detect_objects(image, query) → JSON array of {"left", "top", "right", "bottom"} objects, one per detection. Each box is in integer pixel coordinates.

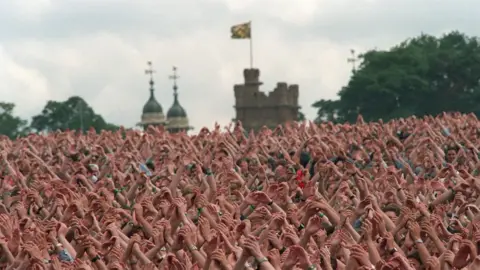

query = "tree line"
[
  {"left": 4, "top": 31, "right": 477, "bottom": 138},
  {"left": 313, "top": 31, "right": 480, "bottom": 123},
  {"left": 0, "top": 96, "right": 119, "bottom": 139}
]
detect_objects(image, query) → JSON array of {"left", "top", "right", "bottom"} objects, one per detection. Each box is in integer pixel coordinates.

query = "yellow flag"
[{"left": 231, "top": 22, "right": 251, "bottom": 39}]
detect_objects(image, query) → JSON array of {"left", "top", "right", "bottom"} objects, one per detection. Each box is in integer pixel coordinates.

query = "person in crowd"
[{"left": 0, "top": 112, "right": 479, "bottom": 270}]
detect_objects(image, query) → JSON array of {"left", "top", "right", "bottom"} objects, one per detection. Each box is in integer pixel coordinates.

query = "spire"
[
  {"left": 166, "top": 65, "right": 190, "bottom": 133},
  {"left": 140, "top": 60, "right": 165, "bottom": 128},
  {"left": 168, "top": 66, "right": 180, "bottom": 103},
  {"left": 145, "top": 61, "right": 156, "bottom": 97}
]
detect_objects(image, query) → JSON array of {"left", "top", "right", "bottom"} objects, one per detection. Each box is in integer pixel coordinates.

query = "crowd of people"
[{"left": 0, "top": 113, "right": 479, "bottom": 269}]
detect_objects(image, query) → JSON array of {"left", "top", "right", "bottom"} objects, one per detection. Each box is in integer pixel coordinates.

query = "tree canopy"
[
  {"left": 0, "top": 102, "right": 30, "bottom": 139},
  {"left": 314, "top": 31, "right": 480, "bottom": 123},
  {"left": 30, "top": 96, "right": 119, "bottom": 133},
  {"left": 297, "top": 110, "right": 306, "bottom": 122}
]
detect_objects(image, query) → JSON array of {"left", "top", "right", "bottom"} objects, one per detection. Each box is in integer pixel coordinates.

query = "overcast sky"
[{"left": 0, "top": 0, "right": 478, "bottom": 131}]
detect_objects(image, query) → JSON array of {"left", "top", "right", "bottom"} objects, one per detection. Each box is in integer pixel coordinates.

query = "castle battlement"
[
  {"left": 234, "top": 68, "right": 300, "bottom": 130},
  {"left": 234, "top": 69, "right": 299, "bottom": 108}
]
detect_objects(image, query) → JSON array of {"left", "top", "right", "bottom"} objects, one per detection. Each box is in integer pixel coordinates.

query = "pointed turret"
[
  {"left": 138, "top": 61, "right": 166, "bottom": 129},
  {"left": 166, "top": 66, "right": 192, "bottom": 133}
]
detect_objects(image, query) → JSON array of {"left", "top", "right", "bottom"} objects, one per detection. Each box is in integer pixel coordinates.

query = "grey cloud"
[
  {"left": 0, "top": 0, "right": 231, "bottom": 40},
  {"left": 279, "top": 0, "right": 480, "bottom": 44}
]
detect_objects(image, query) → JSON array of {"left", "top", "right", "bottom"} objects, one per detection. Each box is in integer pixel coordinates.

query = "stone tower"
[
  {"left": 234, "top": 68, "right": 300, "bottom": 131},
  {"left": 138, "top": 61, "right": 167, "bottom": 129},
  {"left": 166, "top": 66, "right": 192, "bottom": 133}
]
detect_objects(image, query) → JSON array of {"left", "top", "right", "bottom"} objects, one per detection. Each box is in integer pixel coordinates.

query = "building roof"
[
  {"left": 165, "top": 67, "right": 191, "bottom": 132},
  {"left": 139, "top": 62, "right": 166, "bottom": 126},
  {"left": 142, "top": 61, "right": 163, "bottom": 114},
  {"left": 167, "top": 88, "right": 186, "bottom": 118},
  {"left": 143, "top": 88, "right": 163, "bottom": 114}
]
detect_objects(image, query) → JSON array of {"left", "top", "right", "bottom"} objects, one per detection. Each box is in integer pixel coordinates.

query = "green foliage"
[
  {"left": 0, "top": 102, "right": 29, "bottom": 139},
  {"left": 31, "top": 96, "right": 119, "bottom": 133},
  {"left": 312, "top": 99, "right": 340, "bottom": 123},
  {"left": 297, "top": 110, "right": 306, "bottom": 122},
  {"left": 313, "top": 31, "right": 480, "bottom": 122}
]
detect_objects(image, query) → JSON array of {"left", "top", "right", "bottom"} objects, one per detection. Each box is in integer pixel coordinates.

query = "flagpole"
[{"left": 249, "top": 21, "right": 253, "bottom": 68}]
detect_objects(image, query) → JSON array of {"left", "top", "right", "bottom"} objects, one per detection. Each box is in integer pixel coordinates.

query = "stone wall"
[
  {"left": 167, "top": 116, "right": 189, "bottom": 129},
  {"left": 140, "top": 112, "right": 166, "bottom": 125},
  {"left": 234, "top": 68, "right": 300, "bottom": 131}
]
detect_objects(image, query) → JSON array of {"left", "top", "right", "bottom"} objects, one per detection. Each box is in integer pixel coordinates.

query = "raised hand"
[
  {"left": 349, "top": 244, "right": 371, "bottom": 266},
  {"left": 267, "top": 249, "right": 281, "bottom": 269},
  {"left": 246, "top": 191, "right": 272, "bottom": 205},
  {"left": 203, "top": 235, "right": 219, "bottom": 256},
  {"left": 304, "top": 201, "right": 325, "bottom": 217},
  {"left": 407, "top": 221, "right": 421, "bottom": 241},
  {"left": 166, "top": 254, "right": 186, "bottom": 270},
  {"left": 211, "top": 249, "right": 230, "bottom": 269},
  {"left": 453, "top": 239, "right": 477, "bottom": 269},
  {"left": 306, "top": 215, "right": 323, "bottom": 235},
  {"left": 269, "top": 213, "right": 287, "bottom": 230},
  {"left": 425, "top": 256, "right": 440, "bottom": 270},
  {"left": 242, "top": 235, "right": 264, "bottom": 258},
  {"left": 57, "top": 222, "right": 69, "bottom": 237},
  {"left": 361, "top": 219, "right": 374, "bottom": 241},
  {"left": 372, "top": 211, "right": 387, "bottom": 235},
  {"left": 267, "top": 231, "right": 282, "bottom": 250},
  {"left": 179, "top": 225, "right": 196, "bottom": 247},
  {"left": 291, "top": 245, "right": 312, "bottom": 268}
]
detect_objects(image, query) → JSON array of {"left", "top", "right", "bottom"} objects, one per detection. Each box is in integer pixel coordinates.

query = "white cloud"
[
  {"left": 7, "top": 0, "right": 53, "bottom": 18},
  {"left": 0, "top": 46, "right": 51, "bottom": 116},
  {"left": 1, "top": 0, "right": 480, "bottom": 131},
  {"left": 221, "top": 0, "right": 321, "bottom": 24}
]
